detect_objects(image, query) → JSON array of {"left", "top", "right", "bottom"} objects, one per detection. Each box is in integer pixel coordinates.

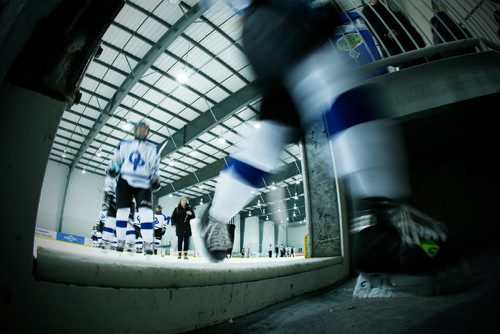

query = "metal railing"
[{"left": 331, "top": 0, "right": 500, "bottom": 71}]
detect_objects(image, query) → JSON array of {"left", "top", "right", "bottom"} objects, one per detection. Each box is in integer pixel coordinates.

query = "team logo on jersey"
[{"left": 129, "top": 151, "right": 145, "bottom": 170}]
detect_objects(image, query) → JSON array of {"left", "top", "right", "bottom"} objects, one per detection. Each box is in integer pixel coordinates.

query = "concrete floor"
[{"left": 186, "top": 243, "right": 500, "bottom": 334}]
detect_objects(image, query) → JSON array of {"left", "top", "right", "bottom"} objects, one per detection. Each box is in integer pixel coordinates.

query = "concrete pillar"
[{"left": 300, "top": 119, "right": 345, "bottom": 258}]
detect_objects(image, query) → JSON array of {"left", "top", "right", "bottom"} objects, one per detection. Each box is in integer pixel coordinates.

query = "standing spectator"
[
  {"left": 362, "top": 0, "right": 427, "bottom": 68},
  {"left": 275, "top": 245, "right": 279, "bottom": 258},
  {"left": 268, "top": 244, "right": 273, "bottom": 258},
  {"left": 171, "top": 197, "right": 194, "bottom": 259},
  {"left": 430, "top": 6, "right": 475, "bottom": 58},
  {"left": 107, "top": 121, "right": 161, "bottom": 255},
  {"left": 280, "top": 244, "right": 286, "bottom": 258},
  {"left": 291, "top": 246, "right": 295, "bottom": 257}
]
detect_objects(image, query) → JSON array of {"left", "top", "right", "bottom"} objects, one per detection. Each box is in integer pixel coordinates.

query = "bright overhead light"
[
  {"left": 81, "top": 168, "right": 86, "bottom": 174},
  {"left": 218, "top": 136, "right": 226, "bottom": 144},
  {"left": 253, "top": 122, "right": 261, "bottom": 129},
  {"left": 189, "top": 150, "right": 198, "bottom": 157},
  {"left": 177, "top": 68, "right": 189, "bottom": 83},
  {"left": 123, "top": 122, "right": 134, "bottom": 131}
]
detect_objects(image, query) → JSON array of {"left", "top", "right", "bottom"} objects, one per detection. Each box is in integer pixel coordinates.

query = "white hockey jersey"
[
  {"left": 154, "top": 213, "right": 170, "bottom": 230},
  {"left": 112, "top": 139, "right": 160, "bottom": 189},
  {"left": 98, "top": 209, "right": 107, "bottom": 224},
  {"left": 103, "top": 174, "right": 117, "bottom": 195}
]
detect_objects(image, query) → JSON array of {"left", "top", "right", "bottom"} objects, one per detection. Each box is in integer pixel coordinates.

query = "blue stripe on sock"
[
  {"left": 116, "top": 220, "right": 128, "bottom": 228},
  {"left": 325, "top": 84, "right": 384, "bottom": 137},
  {"left": 226, "top": 158, "right": 267, "bottom": 188},
  {"left": 103, "top": 227, "right": 115, "bottom": 234},
  {"left": 126, "top": 230, "right": 135, "bottom": 236},
  {"left": 141, "top": 222, "right": 154, "bottom": 230}
]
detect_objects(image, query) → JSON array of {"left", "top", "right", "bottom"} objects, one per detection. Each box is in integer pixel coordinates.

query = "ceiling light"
[
  {"left": 168, "top": 159, "right": 175, "bottom": 166},
  {"left": 82, "top": 168, "right": 86, "bottom": 174},
  {"left": 253, "top": 122, "right": 261, "bottom": 129},
  {"left": 218, "top": 136, "right": 226, "bottom": 144},
  {"left": 123, "top": 122, "right": 134, "bottom": 131},
  {"left": 168, "top": 194, "right": 173, "bottom": 198},
  {"left": 177, "top": 68, "right": 189, "bottom": 83}
]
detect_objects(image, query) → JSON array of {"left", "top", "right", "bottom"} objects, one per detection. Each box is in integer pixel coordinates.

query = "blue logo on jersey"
[{"left": 129, "top": 151, "right": 145, "bottom": 170}]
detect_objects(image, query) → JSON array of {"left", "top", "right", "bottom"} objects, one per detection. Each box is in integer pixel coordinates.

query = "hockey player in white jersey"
[
  {"left": 125, "top": 201, "right": 137, "bottom": 252},
  {"left": 94, "top": 203, "right": 107, "bottom": 247},
  {"left": 133, "top": 206, "right": 143, "bottom": 253},
  {"left": 100, "top": 170, "right": 118, "bottom": 250},
  {"left": 153, "top": 205, "right": 170, "bottom": 255},
  {"left": 107, "top": 121, "right": 161, "bottom": 255}
]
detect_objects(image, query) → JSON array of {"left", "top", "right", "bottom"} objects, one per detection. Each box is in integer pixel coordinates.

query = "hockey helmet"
[{"left": 134, "top": 120, "right": 150, "bottom": 140}]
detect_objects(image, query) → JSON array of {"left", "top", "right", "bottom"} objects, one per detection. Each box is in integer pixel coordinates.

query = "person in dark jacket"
[
  {"left": 171, "top": 196, "right": 195, "bottom": 259},
  {"left": 362, "top": 0, "right": 427, "bottom": 68}
]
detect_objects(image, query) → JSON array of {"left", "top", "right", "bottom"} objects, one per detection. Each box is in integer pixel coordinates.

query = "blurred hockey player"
[
  {"left": 125, "top": 201, "right": 137, "bottom": 252},
  {"left": 197, "top": 0, "right": 456, "bottom": 295},
  {"left": 153, "top": 205, "right": 169, "bottom": 255},
  {"left": 133, "top": 206, "right": 143, "bottom": 253},
  {"left": 95, "top": 203, "right": 107, "bottom": 247},
  {"left": 90, "top": 225, "right": 99, "bottom": 247},
  {"left": 107, "top": 121, "right": 161, "bottom": 255},
  {"left": 100, "top": 168, "right": 118, "bottom": 250}
]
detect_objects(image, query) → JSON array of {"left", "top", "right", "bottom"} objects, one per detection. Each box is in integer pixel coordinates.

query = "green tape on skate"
[{"left": 419, "top": 240, "right": 440, "bottom": 257}]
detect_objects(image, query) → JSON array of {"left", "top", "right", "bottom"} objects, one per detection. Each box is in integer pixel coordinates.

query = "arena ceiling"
[{"left": 48, "top": 0, "right": 314, "bottom": 222}]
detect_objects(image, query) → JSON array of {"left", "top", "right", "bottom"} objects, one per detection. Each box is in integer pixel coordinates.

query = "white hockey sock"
[
  {"left": 139, "top": 207, "right": 154, "bottom": 243},
  {"left": 332, "top": 119, "right": 410, "bottom": 200},
  {"left": 116, "top": 208, "right": 130, "bottom": 241},
  {"left": 102, "top": 216, "right": 116, "bottom": 242}
]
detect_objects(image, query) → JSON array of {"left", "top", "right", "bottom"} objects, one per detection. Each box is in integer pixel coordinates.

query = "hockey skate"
[
  {"left": 115, "top": 240, "right": 125, "bottom": 252},
  {"left": 351, "top": 198, "right": 469, "bottom": 297},
  {"left": 143, "top": 241, "right": 154, "bottom": 255},
  {"left": 198, "top": 203, "right": 233, "bottom": 263}
]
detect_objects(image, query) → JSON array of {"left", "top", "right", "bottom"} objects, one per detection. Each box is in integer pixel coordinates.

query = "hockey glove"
[
  {"left": 151, "top": 176, "right": 161, "bottom": 192},
  {"left": 107, "top": 162, "right": 121, "bottom": 177}
]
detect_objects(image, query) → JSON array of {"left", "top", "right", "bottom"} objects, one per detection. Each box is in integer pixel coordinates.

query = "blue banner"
[{"left": 56, "top": 232, "right": 85, "bottom": 245}]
